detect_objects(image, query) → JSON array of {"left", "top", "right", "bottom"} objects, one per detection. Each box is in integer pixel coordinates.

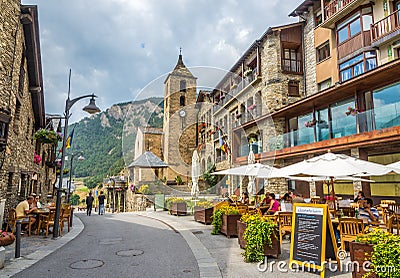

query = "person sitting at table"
[
  {"left": 240, "top": 191, "right": 249, "bottom": 205},
  {"left": 358, "top": 198, "right": 379, "bottom": 222},
  {"left": 280, "top": 193, "right": 293, "bottom": 212},
  {"left": 354, "top": 191, "right": 365, "bottom": 203},
  {"left": 260, "top": 192, "right": 271, "bottom": 206},
  {"left": 292, "top": 192, "right": 306, "bottom": 203},
  {"left": 15, "top": 196, "right": 37, "bottom": 232},
  {"left": 34, "top": 195, "right": 43, "bottom": 209},
  {"left": 265, "top": 193, "right": 280, "bottom": 215}
]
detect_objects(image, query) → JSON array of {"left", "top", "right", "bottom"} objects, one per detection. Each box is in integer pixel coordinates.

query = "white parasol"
[{"left": 191, "top": 150, "right": 200, "bottom": 198}]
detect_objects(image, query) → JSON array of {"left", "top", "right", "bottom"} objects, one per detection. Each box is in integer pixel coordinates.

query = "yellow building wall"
[{"left": 314, "top": 27, "right": 339, "bottom": 85}]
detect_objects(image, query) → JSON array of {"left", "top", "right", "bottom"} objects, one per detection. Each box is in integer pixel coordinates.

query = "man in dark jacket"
[
  {"left": 98, "top": 191, "right": 105, "bottom": 215},
  {"left": 86, "top": 192, "right": 94, "bottom": 216}
]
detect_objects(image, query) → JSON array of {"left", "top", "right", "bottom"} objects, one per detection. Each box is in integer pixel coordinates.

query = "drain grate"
[
  {"left": 99, "top": 237, "right": 123, "bottom": 245},
  {"left": 192, "top": 231, "right": 203, "bottom": 235},
  {"left": 183, "top": 269, "right": 191, "bottom": 273},
  {"left": 116, "top": 249, "right": 144, "bottom": 257},
  {"left": 69, "top": 259, "right": 104, "bottom": 269}
]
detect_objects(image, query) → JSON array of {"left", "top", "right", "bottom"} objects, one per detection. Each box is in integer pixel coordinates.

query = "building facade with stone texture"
[
  {"left": 196, "top": 22, "right": 305, "bottom": 197},
  {"left": 0, "top": 3, "right": 56, "bottom": 212}
]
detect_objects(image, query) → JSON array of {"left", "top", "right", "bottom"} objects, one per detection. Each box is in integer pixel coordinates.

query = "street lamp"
[
  {"left": 108, "top": 178, "right": 116, "bottom": 213},
  {"left": 53, "top": 70, "right": 101, "bottom": 239},
  {"left": 66, "top": 152, "right": 85, "bottom": 203}
]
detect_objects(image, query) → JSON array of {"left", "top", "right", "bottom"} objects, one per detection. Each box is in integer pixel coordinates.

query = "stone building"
[
  {"left": 197, "top": 22, "right": 305, "bottom": 196},
  {"left": 0, "top": 3, "right": 55, "bottom": 211}
]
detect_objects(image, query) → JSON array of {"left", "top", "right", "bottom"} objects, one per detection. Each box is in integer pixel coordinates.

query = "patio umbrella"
[
  {"left": 387, "top": 161, "right": 400, "bottom": 174},
  {"left": 247, "top": 149, "right": 256, "bottom": 196},
  {"left": 273, "top": 151, "right": 392, "bottom": 199},
  {"left": 191, "top": 150, "right": 200, "bottom": 198},
  {"left": 213, "top": 163, "right": 278, "bottom": 177}
]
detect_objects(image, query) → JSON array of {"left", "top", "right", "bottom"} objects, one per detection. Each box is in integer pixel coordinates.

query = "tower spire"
[{"left": 176, "top": 47, "right": 184, "bottom": 67}]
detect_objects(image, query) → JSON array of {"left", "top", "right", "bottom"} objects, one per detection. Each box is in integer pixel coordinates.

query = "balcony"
[
  {"left": 268, "top": 102, "right": 400, "bottom": 151},
  {"left": 371, "top": 9, "right": 400, "bottom": 46},
  {"left": 321, "top": 0, "right": 362, "bottom": 29}
]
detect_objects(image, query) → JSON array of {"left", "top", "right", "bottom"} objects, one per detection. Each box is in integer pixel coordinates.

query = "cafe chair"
[
  {"left": 61, "top": 204, "right": 72, "bottom": 233},
  {"left": 381, "top": 200, "right": 396, "bottom": 205},
  {"left": 237, "top": 205, "right": 248, "bottom": 215},
  {"left": 388, "top": 204, "right": 400, "bottom": 215},
  {"left": 278, "top": 212, "right": 292, "bottom": 248},
  {"left": 388, "top": 214, "right": 400, "bottom": 235},
  {"left": 6, "top": 209, "right": 32, "bottom": 236},
  {"left": 340, "top": 207, "right": 356, "bottom": 217},
  {"left": 36, "top": 210, "right": 61, "bottom": 237},
  {"left": 338, "top": 217, "right": 364, "bottom": 251}
]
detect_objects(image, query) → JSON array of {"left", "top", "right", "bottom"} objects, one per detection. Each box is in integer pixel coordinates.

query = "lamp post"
[
  {"left": 53, "top": 70, "right": 100, "bottom": 239},
  {"left": 108, "top": 178, "right": 116, "bottom": 213},
  {"left": 66, "top": 152, "right": 85, "bottom": 203}
]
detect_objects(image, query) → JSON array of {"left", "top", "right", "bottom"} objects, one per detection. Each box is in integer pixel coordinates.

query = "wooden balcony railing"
[
  {"left": 324, "top": 0, "right": 356, "bottom": 21},
  {"left": 371, "top": 9, "right": 400, "bottom": 42}
]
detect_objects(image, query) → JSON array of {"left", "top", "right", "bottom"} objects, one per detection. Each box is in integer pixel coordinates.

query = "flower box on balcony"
[
  {"left": 33, "top": 129, "right": 62, "bottom": 145},
  {"left": 243, "top": 68, "right": 252, "bottom": 77},
  {"left": 235, "top": 113, "right": 242, "bottom": 119}
]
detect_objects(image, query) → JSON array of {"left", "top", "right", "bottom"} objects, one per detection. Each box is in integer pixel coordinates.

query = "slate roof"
[{"left": 128, "top": 151, "right": 168, "bottom": 168}]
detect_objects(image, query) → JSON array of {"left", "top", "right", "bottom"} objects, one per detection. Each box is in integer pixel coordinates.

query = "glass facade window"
[
  {"left": 316, "top": 108, "right": 330, "bottom": 142},
  {"left": 373, "top": 82, "right": 400, "bottom": 130},
  {"left": 337, "top": 13, "right": 360, "bottom": 43},
  {"left": 330, "top": 98, "right": 357, "bottom": 138},
  {"left": 298, "top": 113, "right": 314, "bottom": 145}
]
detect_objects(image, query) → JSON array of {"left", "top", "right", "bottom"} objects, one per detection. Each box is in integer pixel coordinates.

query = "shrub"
[{"left": 211, "top": 205, "right": 239, "bottom": 235}]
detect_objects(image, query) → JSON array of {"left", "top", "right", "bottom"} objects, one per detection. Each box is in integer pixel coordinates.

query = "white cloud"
[{"left": 22, "top": 0, "right": 300, "bottom": 123}]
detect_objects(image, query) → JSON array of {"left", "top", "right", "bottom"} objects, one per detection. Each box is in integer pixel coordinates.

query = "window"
[
  {"left": 282, "top": 48, "right": 301, "bottom": 73},
  {"left": 330, "top": 98, "right": 357, "bottom": 138},
  {"left": 337, "top": 13, "right": 361, "bottom": 44},
  {"left": 180, "top": 80, "right": 186, "bottom": 92},
  {"left": 315, "top": 11, "right": 322, "bottom": 27},
  {"left": 339, "top": 51, "right": 376, "bottom": 82},
  {"left": 7, "top": 172, "right": 13, "bottom": 193},
  {"left": 316, "top": 41, "right": 330, "bottom": 63},
  {"left": 318, "top": 79, "right": 332, "bottom": 92},
  {"left": 13, "top": 99, "right": 21, "bottom": 133},
  {"left": 372, "top": 82, "right": 400, "bottom": 130},
  {"left": 180, "top": 95, "right": 185, "bottom": 107},
  {"left": 316, "top": 108, "right": 330, "bottom": 142},
  {"left": 288, "top": 80, "right": 300, "bottom": 96},
  {"left": 18, "top": 53, "right": 25, "bottom": 96}
]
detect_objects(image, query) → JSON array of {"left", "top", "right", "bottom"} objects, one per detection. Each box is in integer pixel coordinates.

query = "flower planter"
[
  {"left": 349, "top": 242, "right": 377, "bottom": 278},
  {"left": 0, "top": 233, "right": 15, "bottom": 247},
  {"left": 170, "top": 202, "right": 187, "bottom": 216},
  {"left": 220, "top": 214, "right": 241, "bottom": 238},
  {"left": 237, "top": 221, "right": 281, "bottom": 257},
  {"left": 194, "top": 206, "right": 213, "bottom": 224}
]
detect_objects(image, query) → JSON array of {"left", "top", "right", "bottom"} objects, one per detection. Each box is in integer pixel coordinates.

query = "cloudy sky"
[{"left": 22, "top": 0, "right": 301, "bottom": 123}]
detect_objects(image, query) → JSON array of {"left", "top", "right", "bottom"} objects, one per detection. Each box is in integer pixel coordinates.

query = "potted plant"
[
  {"left": 194, "top": 201, "right": 214, "bottom": 224},
  {"left": 304, "top": 119, "right": 317, "bottom": 128},
  {"left": 238, "top": 213, "right": 280, "bottom": 262},
  {"left": 166, "top": 197, "right": 187, "bottom": 216},
  {"left": 0, "top": 230, "right": 15, "bottom": 247},
  {"left": 345, "top": 106, "right": 362, "bottom": 116},
  {"left": 351, "top": 229, "right": 400, "bottom": 278},
  {"left": 211, "top": 204, "right": 240, "bottom": 238},
  {"left": 33, "top": 129, "right": 62, "bottom": 145},
  {"left": 243, "top": 68, "right": 253, "bottom": 77}
]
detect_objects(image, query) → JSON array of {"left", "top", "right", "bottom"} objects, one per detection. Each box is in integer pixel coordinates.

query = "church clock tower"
[{"left": 163, "top": 51, "right": 197, "bottom": 183}]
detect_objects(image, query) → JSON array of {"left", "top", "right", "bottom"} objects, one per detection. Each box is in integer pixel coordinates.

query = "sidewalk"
[
  {"left": 137, "top": 210, "right": 353, "bottom": 278},
  {"left": 0, "top": 215, "right": 84, "bottom": 277}
]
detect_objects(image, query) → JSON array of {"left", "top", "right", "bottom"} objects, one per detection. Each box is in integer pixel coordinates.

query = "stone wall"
[
  {"left": 0, "top": 2, "right": 51, "bottom": 212},
  {"left": 303, "top": 9, "right": 317, "bottom": 96}
]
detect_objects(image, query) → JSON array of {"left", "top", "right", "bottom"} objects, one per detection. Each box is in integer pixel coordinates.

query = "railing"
[
  {"left": 268, "top": 101, "right": 400, "bottom": 151},
  {"left": 371, "top": 9, "right": 400, "bottom": 42},
  {"left": 324, "top": 0, "right": 356, "bottom": 21},
  {"left": 238, "top": 142, "right": 262, "bottom": 157}
]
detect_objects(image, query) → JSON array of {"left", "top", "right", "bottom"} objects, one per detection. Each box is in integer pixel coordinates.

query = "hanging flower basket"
[
  {"left": 345, "top": 107, "right": 362, "bottom": 116},
  {"left": 247, "top": 104, "right": 257, "bottom": 111},
  {"left": 33, "top": 129, "right": 62, "bottom": 145},
  {"left": 304, "top": 119, "right": 317, "bottom": 128},
  {"left": 0, "top": 231, "right": 15, "bottom": 246},
  {"left": 34, "top": 152, "right": 42, "bottom": 165},
  {"left": 243, "top": 68, "right": 252, "bottom": 77}
]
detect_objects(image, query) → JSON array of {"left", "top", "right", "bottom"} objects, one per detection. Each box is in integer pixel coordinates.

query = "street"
[{"left": 13, "top": 212, "right": 199, "bottom": 278}]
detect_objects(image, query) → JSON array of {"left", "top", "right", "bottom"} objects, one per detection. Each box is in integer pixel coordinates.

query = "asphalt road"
[{"left": 13, "top": 212, "right": 199, "bottom": 278}]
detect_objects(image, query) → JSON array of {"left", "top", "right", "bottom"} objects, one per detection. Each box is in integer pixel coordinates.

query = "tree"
[
  {"left": 203, "top": 164, "right": 218, "bottom": 188},
  {"left": 70, "top": 194, "right": 80, "bottom": 205}
]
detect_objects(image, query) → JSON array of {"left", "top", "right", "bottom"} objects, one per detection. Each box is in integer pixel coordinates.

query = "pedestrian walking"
[
  {"left": 98, "top": 191, "right": 105, "bottom": 215},
  {"left": 86, "top": 192, "right": 94, "bottom": 216}
]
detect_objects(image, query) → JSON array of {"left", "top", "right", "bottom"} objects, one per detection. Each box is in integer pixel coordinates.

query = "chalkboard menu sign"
[{"left": 289, "top": 204, "right": 339, "bottom": 277}]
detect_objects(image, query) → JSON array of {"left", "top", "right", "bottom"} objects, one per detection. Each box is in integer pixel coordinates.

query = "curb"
[{"left": 0, "top": 215, "right": 84, "bottom": 277}]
